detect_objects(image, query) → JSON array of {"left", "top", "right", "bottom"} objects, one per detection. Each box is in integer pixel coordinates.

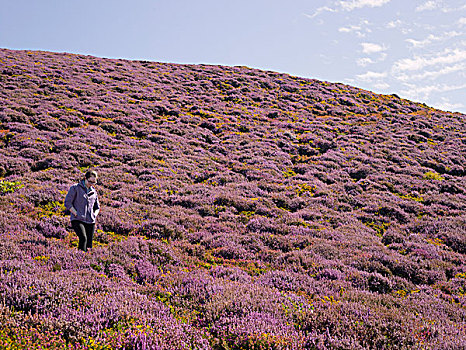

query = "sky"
[{"left": 1, "top": 0, "right": 465, "bottom": 113}]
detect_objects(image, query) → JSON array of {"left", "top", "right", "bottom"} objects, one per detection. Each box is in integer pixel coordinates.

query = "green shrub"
[
  {"left": 0, "top": 180, "right": 23, "bottom": 194},
  {"left": 423, "top": 171, "right": 444, "bottom": 181}
]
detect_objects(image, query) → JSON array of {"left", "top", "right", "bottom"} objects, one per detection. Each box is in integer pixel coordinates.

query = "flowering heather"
[{"left": 0, "top": 48, "right": 465, "bottom": 349}]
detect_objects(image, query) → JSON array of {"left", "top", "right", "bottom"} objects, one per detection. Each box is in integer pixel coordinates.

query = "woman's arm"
[
  {"left": 64, "top": 185, "right": 78, "bottom": 215},
  {"left": 93, "top": 194, "right": 100, "bottom": 217}
]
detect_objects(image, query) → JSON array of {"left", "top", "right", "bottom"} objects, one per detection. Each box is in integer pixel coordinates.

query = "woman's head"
[{"left": 84, "top": 170, "right": 98, "bottom": 186}]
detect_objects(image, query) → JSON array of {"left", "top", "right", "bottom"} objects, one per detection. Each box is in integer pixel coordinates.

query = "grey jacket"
[{"left": 64, "top": 180, "right": 100, "bottom": 223}]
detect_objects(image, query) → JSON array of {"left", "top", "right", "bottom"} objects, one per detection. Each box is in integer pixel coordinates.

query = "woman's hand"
[{"left": 70, "top": 207, "right": 78, "bottom": 216}]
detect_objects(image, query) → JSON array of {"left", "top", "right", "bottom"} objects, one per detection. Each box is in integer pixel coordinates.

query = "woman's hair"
[{"left": 85, "top": 170, "right": 98, "bottom": 179}]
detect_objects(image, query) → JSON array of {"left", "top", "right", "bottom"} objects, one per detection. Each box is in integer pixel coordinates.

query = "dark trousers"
[{"left": 71, "top": 220, "right": 95, "bottom": 252}]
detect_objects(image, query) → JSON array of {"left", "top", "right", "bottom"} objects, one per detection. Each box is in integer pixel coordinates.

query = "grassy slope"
[{"left": 0, "top": 48, "right": 465, "bottom": 349}]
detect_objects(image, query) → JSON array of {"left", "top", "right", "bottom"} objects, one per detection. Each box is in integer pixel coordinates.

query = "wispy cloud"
[
  {"left": 354, "top": 70, "right": 391, "bottom": 91},
  {"left": 385, "top": 19, "right": 413, "bottom": 34},
  {"left": 304, "top": 7, "right": 337, "bottom": 19},
  {"left": 307, "top": 0, "right": 465, "bottom": 113},
  {"left": 307, "top": 0, "right": 391, "bottom": 18},
  {"left": 339, "top": 24, "right": 362, "bottom": 33},
  {"left": 386, "top": 19, "right": 402, "bottom": 29},
  {"left": 338, "top": 20, "right": 372, "bottom": 37},
  {"left": 435, "top": 97, "right": 465, "bottom": 112},
  {"left": 401, "top": 82, "right": 466, "bottom": 100},
  {"left": 373, "top": 82, "right": 390, "bottom": 89},
  {"left": 395, "top": 63, "right": 466, "bottom": 82},
  {"left": 356, "top": 70, "right": 388, "bottom": 81},
  {"left": 405, "top": 31, "right": 463, "bottom": 48},
  {"left": 430, "top": 3, "right": 466, "bottom": 14},
  {"left": 361, "top": 42, "right": 387, "bottom": 54},
  {"left": 415, "top": 1, "right": 437, "bottom": 12},
  {"left": 338, "top": 0, "right": 391, "bottom": 11},
  {"left": 357, "top": 51, "right": 387, "bottom": 66},
  {"left": 357, "top": 57, "right": 375, "bottom": 66},
  {"left": 392, "top": 48, "right": 466, "bottom": 72}
]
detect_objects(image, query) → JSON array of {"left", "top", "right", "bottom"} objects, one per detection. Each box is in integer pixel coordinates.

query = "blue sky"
[{"left": 1, "top": 0, "right": 465, "bottom": 113}]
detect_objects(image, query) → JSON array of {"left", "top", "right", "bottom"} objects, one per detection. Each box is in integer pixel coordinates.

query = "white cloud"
[
  {"left": 307, "top": 0, "right": 390, "bottom": 17},
  {"left": 405, "top": 38, "right": 424, "bottom": 48},
  {"left": 304, "top": 7, "right": 337, "bottom": 19},
  {"left": 435, "top": 98, "right": 465, "bottom": 112},
  {"left": 396, "top": 63, "right": 466, "bottom": 82},
  {"left": 436, "top": 4, "right": 466, "bottom": 13},
  {"left": 339, "top": 25, "right": 361, "bottom": 33},
  {"left": 338, "top": 0, "right": 391, "bottom": 11},
  {"left": 305, "top": 0, "right": 465, "bottom": 113},
  {"left": 405, "top": 31, "right": 463, "bottom": 48},
  {"left": 338, "top": 20, "right": 372, "bottom": 37},
  {"left": 393, "top": 49, "right": 466, "bottom": 72},
  {"left": 373, "top": 82, "right": 390, "bottom": 89},
  {"left": 416, "top": 1, "right": 437, "bottom": 12},
  {"left": 357, "top": 57, "right": 375, "bottom": 66},
  {"left": 356, "top": 71, "right": 388, "bottom": 81},
  {"left": 386, "top": 20, "right": 402, "bottom": 29},
  {"left": 401, "top": 82, "right": 466, "bottom": 100},
  {"left": 385, "top": 19, "right": 413, "bottom": 34},
  {"left": 401, "top": 27, "right": 414, "bottom": 35},
  {"left": 361, "top": 42, "right": 387, "bottom": 54},
  {"left": 357, "top": 52, "right": 387, "bottom": 66}
]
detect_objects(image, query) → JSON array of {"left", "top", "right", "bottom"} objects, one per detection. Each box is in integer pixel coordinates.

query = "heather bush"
[
  {"left": 210, "top": 312, "right": 306, "bottom": 349},
  {"left": 0, "top": 48, "right": 465, "bottom": 348},
  {"left": 36, "top": 217, "right": 68, "bottom": 239},
  {"left": 0, "top": 156, "right": 31, "bottom": 175},
  {"left": 98, "top": 207, "right": 138, "bottom": 236},
  {"left": 138, "top": 217, "right": 187, "bottom": 240}
]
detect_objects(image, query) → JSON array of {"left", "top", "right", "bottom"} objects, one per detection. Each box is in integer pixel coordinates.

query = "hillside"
[{"left": 0, "top": 48, "right": 465, "bottom": 349}]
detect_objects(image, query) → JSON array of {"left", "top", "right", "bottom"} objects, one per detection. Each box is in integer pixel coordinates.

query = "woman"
[{"left": 64, "top": 170, "right": 100, "bottom": 252}]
